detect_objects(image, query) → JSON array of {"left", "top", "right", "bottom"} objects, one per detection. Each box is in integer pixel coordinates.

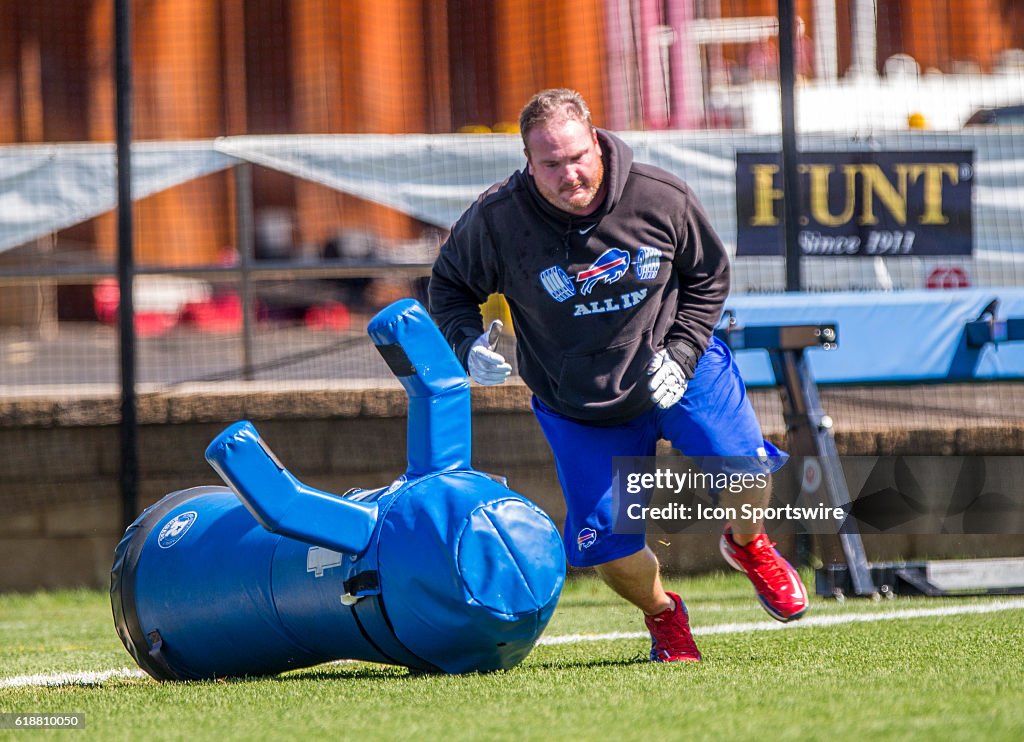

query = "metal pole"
[
  {"left": 115, "top": 0, "right": 138, "bottom": 531},
  {"left": 666, "top": 0, "right": 700, "bottom": 129},
  {"left": 812, "top": 0, "right": 839, "bottom": 82},
  {"left": 850, "top": 0, "right": 878, "bottom": 80},
  {"left": 772, "top": 349, "right": 877, "bottom": 597},
  {"left": 234, "top": 164, "right": 256, "bottom": 380},
  {"left": 777, "top": 0, "right": 802, "bottom": 292}
]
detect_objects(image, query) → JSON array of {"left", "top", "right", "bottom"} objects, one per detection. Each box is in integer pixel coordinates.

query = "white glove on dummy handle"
[
  {"left": 647, "top": 349, "right": 688, "bottom": 409},
  {"left": 467, "top": 319, "right": 512, "bottom": 385}
]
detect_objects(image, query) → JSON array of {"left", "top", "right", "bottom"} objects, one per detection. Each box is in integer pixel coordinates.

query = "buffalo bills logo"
[
  {"left": 576, "top": 248, "right": 630, "bottom": 295},
  {"left": 577, "top": 527, "right": 598, "bottom": 550}
]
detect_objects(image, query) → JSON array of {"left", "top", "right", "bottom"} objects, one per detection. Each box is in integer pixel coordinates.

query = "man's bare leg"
[
  {"left": 720, "top": 475, "right": 772, "bottom": 544},
  {"left": 597, "top": 544, "right": 702, "bottom": 661},
  {"left": 594, "top": 546, "right": 673, "bottom": 615}
]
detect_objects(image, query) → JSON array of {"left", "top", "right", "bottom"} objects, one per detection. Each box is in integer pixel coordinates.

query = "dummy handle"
[
  {"left": 367, "top": 299, "right": 473, "bottom": 476},
  {"left": 205, "top": 421, "right": 378, "bottom": 554}
]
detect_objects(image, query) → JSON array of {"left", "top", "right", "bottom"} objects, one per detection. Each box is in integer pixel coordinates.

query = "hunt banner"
[{"left": 735, "top": 150, "right": 974, "bottom": 257}]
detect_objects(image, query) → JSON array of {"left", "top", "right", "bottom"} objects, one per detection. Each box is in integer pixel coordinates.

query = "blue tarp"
[{"left": 724, "top": 289, "right": 1024, "bottom": 385}]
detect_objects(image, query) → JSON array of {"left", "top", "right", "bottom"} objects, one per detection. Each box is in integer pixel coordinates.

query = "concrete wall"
[{"left": 1, "top": 380, "right": 1022, "bottom": 593}]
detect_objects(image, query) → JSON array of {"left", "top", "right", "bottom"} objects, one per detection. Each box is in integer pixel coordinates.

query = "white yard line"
[
  {"left": 0, "top": 667, "right": 148, "bottom": 689},
  {"left": 4, "top": 597, "right": 1024, "bottom": 688},
  {"left": 538, "top": 596, "right": 1024, "bottom": 645}
]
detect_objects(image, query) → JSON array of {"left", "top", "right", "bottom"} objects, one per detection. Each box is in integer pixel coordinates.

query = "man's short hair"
[{"left": 519, "top": 89, "right": 594, "bottom": 148}]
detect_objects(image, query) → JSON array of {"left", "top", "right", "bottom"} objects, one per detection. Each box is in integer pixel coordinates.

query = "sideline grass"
[{"left": 1, "top": 574, "right": 1023, "bottom": 741}]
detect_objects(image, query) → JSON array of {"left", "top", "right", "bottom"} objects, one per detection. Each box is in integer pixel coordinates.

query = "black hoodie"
[{"left": 429, "top": 129, "right": 730, "bottom": 426}]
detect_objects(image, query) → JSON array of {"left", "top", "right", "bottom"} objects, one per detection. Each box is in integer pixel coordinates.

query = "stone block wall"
[{"left": 1, "top": 380, "right": 1022, "bottom": 592}]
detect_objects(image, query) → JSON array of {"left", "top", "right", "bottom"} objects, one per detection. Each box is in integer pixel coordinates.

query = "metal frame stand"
[
  {"left": 718, "top": 314, "right": 1024, "bottom": 600},
  {"left": 716, "top": 320, "right": 879, "bottom": 598}
]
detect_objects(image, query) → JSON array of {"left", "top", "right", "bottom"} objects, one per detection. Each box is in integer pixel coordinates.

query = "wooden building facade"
[{"left": 1, "top": 0, "right": 1021, "bottom": 266}]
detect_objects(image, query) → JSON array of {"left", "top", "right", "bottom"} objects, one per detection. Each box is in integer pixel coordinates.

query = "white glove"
[
  {"left": 467, "top": 320, "right": 512, "bottom": 386},
  {"left": 647, "top": 349, "right": 688, "bottom": 409}
]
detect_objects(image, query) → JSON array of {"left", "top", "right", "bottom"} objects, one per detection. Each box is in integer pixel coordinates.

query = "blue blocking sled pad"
[{"left": 111, "top": 298, "right": 566, "bottom": 678}]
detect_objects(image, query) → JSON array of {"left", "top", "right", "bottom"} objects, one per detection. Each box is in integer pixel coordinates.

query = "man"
[{"left": 429, "top": 89, "right": 808, "bottom": 663}]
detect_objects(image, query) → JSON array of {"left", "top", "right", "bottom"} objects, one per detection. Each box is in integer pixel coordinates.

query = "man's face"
[{"left": 525, "top": 117, "right": 605, "bottom": 215}]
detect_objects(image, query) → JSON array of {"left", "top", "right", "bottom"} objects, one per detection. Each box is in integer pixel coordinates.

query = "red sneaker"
[
  {"left": 720, "top": 527, "right": 809, "bottom": 622},
  {"left": 644, "top": 592, "right": 702, "bottom": 662}
]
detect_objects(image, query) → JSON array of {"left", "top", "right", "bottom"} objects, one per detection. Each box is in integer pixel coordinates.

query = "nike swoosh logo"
[{"left": 578, "top": 224, "right": 596, "bottom": 234}]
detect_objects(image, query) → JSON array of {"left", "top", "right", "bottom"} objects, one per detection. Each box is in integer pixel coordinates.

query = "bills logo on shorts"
[
  {"left": 577, "top": 527, "right": 598, "bottom": 550},
  {"left": 576, "top": 248, "right": 630, "bottom": 295},
  {"left": 539, "top": 265, "right": 576, "bottom": 302},
  {"left": 635, "top": 246, "right": 661, "bottom": 280}
]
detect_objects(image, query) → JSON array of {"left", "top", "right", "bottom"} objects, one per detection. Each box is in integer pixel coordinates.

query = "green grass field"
[{"left": 2, "top": 573, "right": 1023, "bottom": 741}]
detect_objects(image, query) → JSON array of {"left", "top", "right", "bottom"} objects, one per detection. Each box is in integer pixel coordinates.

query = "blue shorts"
[{"left": 533, "top": 336, "right": 787, "bottom": 567}]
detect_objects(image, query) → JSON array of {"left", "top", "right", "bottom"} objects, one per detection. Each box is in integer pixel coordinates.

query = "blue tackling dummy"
[{"left": 110, "top": 298, "right": 566, "bottom": 679}]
